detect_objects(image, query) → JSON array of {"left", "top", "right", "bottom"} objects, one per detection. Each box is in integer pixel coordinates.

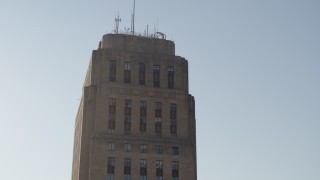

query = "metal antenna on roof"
[
  {"left": 132, "top": 0, "right": 136, "bottom": 35},
  {"left": 114, "top": 13, "right": 121, "bottom": 34}
]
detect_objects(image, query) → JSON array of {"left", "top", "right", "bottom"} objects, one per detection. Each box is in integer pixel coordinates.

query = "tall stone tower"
[{"left": 71, "top": 33, "right": 197, "bottom": 180}]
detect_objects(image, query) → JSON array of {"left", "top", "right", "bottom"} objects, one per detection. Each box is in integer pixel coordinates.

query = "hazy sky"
[{"left": 0, "top": 0, "right": 319, "bottom": 179}]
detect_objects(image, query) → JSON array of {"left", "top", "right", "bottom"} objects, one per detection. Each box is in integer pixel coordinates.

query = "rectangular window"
[
  {"left": 140, "top": 117, "right": 146, "bottom": 136},
  {"left": 124, "top": 144, "right": 132, "bottom": 152},
  {"left": 156, "top": 160, "right": 163, "bottom": 169},
  {"left": 124, "top": 158, "right": 131, "bottom": 175},
  {"left": 155, "top": 102, "right": 162, "bottom": 117},
  {"left": 109, "top": 98, "right": 116, "bottom": 113},
  {"left": 139, "top": 176, "right": 147, "bottom": 180},
  {"left": 170, "top": 103, "right": 177, "bottom": 113},
  {"left": 156, "top": 160, "right": 163, "bottom": 179},
  {"left": 172, "top": 161, "right": 179, "bottom": 179},
  {"left": 170, "top": 103, "right": 177, "bottom": 136},
  {"left": 140, "top": 101, "right": 147, "bottom": 110},
  {"left": 125, "top": 62, "right": 131, "bottom": 70},
  {"left": 140, "top": 101, "right": 147, "bottom": 134},
  {"left": 109, "top": 62, "right": 116, "bottom": 82},
  {"left": 123, "top": 175, "right": 131, "bottom": 180},
  {"left": 124, "top": 62, "right": 131, "bottom": 83},
  {"left": 108, "top": 99, "right": 116, "bottom": 134},
  {"left": 153, "top": 65, "right": 160, "bottom": 87},
  {"left": 172, "top": 146, "right": 179, "bottom": 155},
  {"left": 140, "top": 159, "right": 147, "bottom": 178},
  {"left": 168, "top": 66, "right": 174, "bottom": 89},
  {"left": 139, "top": 63, "right": 146, "bottom": 85},
  {"left": 155, "top": 118, "right": 162, "bottom": 137},
  {"left": 107, "top": 174, "right": 114, "bottom": 180},
  {"left": 107, "top": 157, "right": 115, "bottom": 174},
  {"left": 156, "top": 145, "right": 164, "bottom": 154},
  {"left": 108, "top": 143, "right": 115, "bottom": 151},
  {"left": 140, "top": 145, "right": 148, "bottom": 153},
  {"left": 108, "top": 129, "right": 115, "bottom": 134},
  {"left": 170, "top": 119, "right": 177, "bottom": 137},
  {"left": 155, "top": 102, "right": 162, "bottom": 136},
  {"left": 124, "top": 100, "right": 132, "bottom": 135}
]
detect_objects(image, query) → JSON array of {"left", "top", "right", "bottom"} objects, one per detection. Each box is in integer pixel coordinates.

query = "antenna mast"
[
  {"left": 132, "top": 0, "right": 136, "bottom": 35},
  {"left": 114, "top": 13, "right": 121, "bottom": 34}
]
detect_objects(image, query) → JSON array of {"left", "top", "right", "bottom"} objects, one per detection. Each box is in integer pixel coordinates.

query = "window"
[
  {"left": 170, "top": 103, "right": 177, "bottom": 137},
  {"left": 140, "top": 101, "right": 147, "bottom": 109},
  {"left": 140, "top": 101, "right": 147, "bottom": 135},
  {"left": 108, "top": 129, "right": 115, "bottom": 134},
  {"left": 140, "top": 117, "right": 147, "bottom": 136},
  {"left": 108, "top": 157, "right": 115, "bottom": 166},
  {"left": 155, "top": 102, "right": 162, "bottom": 112},
  {"left": 140, "top": 145, "right": 148, "bottom": 153},
  {"left": 124, "top": 144, "right": 132, "bottom": 152},
  {"left": 140, "top": 159, "right": 147, "bottom": 179},
  {"left": 155, "top": 118, "right": 162, "bottom": 137},
  {"left": 124, "top": 100, "right": 132, "bottom": 135},
  {"left": 107, "top": 157, "right": 115, "bottom": 175},
  {"left": 124, "top": 62, "right": 131, "bottom": 83},
  {"left": 172, "top": 161, "right": 179, "bottom": 180},
  {"left": 107, "top": 174, "right": 114, "bottom": 180},
  {"left": 125, "top": 100, "right": 132, "bottom": 108},
  {"left": 124, "top": 175, "right": 131, "bottom": 180},
  {"left": 109, "top": 62, "right": 116, "bottom": 82},
  {"left": 155, "top": 103, "right": 162, "bottom": 136},
  {"left": 153, "top": 65, "right": 160, "bottom": 87},
  {"left": 156, "top": 160, "right": 163, "bottom": 169},
  {"left": 168, "top": 66, "right": 174, "bottom": 89},
  {"left": 109, "top": 98, "right": 116, "bottom": 108},
  {"left": 155, "top": 118, "right": 162, "bottom": 123},
  {"left": 156, "top": 160, "right": 163, "bottom": 179},
  {"left": 125, "top": 62, "right": 131, "bottom": 70},
  {"left": 155, "top": 102, "right": 162, "bottom": 117},
  {"left": 156, "top": 145, "right": 164, "bottom": 154},
  {"left": 124, "top": 158, "right": 131, "bottom": 167},
  {"left": 124, "top": 158, "right": 131, "bottom": 176},
  {"left": 108, "top": 99, "right": 116, "bottom": 134},
  {"left": 140, "top": 117, "right": 147, "bottom": 124},
  {"left": 170, "top": 103, "right": 177, "bottom": 112},
  {"left": 140, "top": 159, "right": 147, "bottom": 168},
  {"left": 108, "top": 143, "right": 115, "bottom": 151},
  {"left": 124, "top": 158, "right": 131, "bottom": 179},
  {"left": 139, "top": 63, "right": 146, "bottom": 85},
  {"left": 172, "top": 146, "right": 179, "bottom": 155}
]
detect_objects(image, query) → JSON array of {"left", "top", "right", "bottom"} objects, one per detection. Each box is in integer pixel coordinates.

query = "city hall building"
[{"left": 71, "top": 31, "right": 197, "bottom": 180}]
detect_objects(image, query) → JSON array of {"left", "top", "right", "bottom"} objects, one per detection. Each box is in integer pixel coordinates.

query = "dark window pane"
[
  {"left": 109, "top": 62, "right": 116, "bottom": 82},
  {"left": 153, "top": 65, "right": 160, "bottom": 87},
  {"left": 168, "top": 66, "right": 174, "bottom": 89},
  {"left": 139, "top": 64, "right": 146, "bottom": 85}
]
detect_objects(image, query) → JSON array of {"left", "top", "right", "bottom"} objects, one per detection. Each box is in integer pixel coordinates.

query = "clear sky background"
[{"left": 0, "top": 0, "right": 319, "bottom": 179}]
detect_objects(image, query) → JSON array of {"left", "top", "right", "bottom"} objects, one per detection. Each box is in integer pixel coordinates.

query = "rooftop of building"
[{"left": 100, "top": 33, "right": 175, "bottom": 56}]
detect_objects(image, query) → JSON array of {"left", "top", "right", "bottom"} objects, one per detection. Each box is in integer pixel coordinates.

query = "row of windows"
[
  {"left": 108, "top": 99, "right": 177, "bottom": 137},
  {"left": 109, "top": 99, "right": 176, "bottom": 110},
  {"left": 108, "top": 143, "right": 179, "bottom": 155},
  {"left": 109, "top": 62, "right": 175, "bottom": 89},
  {"left": 107, "top": 158, "right": 179, "bottom": 180}
]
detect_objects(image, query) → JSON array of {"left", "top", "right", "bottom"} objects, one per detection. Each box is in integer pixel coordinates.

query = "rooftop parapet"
[{"left": 101, "top": 33, "right": 175, "bottom": 56}]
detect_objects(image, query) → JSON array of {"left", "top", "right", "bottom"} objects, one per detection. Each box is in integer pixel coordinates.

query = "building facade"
[{"left": 71, "top": 33, "right": 197, "bottom": 180}]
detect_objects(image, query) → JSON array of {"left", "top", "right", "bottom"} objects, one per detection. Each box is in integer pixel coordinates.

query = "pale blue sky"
[{"left": 0, "top": 0, "right": 319, "bottom": 179}]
